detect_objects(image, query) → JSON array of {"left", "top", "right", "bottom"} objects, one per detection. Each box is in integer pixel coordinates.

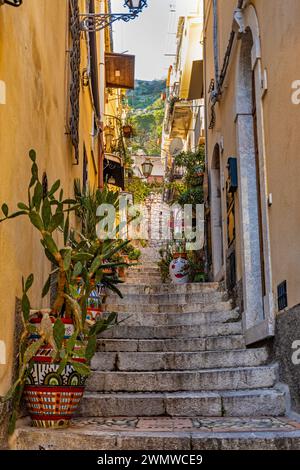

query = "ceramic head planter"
[{"left": 169, "top": 256, "right": 190, "bottom": 284}]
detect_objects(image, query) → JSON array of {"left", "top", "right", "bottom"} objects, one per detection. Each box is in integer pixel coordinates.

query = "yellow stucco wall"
[
  {"left": 204, "top": 0, "right": 300, "bottom": 310},
  {"left": 0, "top": 0, "right": 102, "bottom": 394}
]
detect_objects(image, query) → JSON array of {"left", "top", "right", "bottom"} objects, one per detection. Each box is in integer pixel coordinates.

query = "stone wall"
[
  {"left": 0, "top": 402, "right": 9, "bottom": 450},
  {"left": 274, "top": 304, "right": 300, "bottom": 413}
]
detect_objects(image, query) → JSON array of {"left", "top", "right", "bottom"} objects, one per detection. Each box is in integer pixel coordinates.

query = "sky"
[{"left": 111, "top": 0, "right": 177, "bottom": 81}]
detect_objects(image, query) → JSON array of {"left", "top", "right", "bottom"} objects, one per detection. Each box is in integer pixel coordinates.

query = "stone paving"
[{"left": 67, "top": 416, "right": 300, "bottom": 433}]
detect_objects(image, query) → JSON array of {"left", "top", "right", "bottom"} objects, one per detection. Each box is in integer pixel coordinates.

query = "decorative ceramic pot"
[
  {"left": 86, "top": 283, "right": 106, "bottom": 322},
  {"left": 24, "top": 317, "right": 86, "bottom": 429},
  {"left": 169, "top": 256, "right": 190, "bottom": 284},
  {"left": 76, "top": 279, "right": 106, "bottom": 322}
]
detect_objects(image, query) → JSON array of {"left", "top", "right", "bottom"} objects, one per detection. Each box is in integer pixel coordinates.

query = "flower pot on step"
[
  {"left": 24, "top": 316, "right": 87, "bottom": 429},
  {"left": 76, "top": 278, "right": 106, "bottom": 323},
  {"left": 173, "top": 252, "right": 187, "bottom": 260}
]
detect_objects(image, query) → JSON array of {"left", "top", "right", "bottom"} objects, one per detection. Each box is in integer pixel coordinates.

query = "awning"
[
  {"left": 105, "top": 53, "right": 135, "bottom": 90},
  {"left": 170, "top": 101, "right": 192, "bottom": 139},
  {"left": 188, "top": 60, "right": 204, "bottom": 100}
]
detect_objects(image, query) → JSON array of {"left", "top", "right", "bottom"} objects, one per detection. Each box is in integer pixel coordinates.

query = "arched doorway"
[
  {"left": 235, "top": 11, "right": 274, "bottom": 344},
  {"left": 210, "top": 144, "right": 224, "bottom": 281}
]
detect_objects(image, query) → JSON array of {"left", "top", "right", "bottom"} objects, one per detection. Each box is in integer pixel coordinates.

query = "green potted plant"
[
  {"left": 158, "top": 246, "right": 173, "bottom": 283},
  {"left": 0, "top": 150, "right": 127, "bottom": 432},
  {"left": 172, "top": 240, "right": 187, "bottom": 259}
]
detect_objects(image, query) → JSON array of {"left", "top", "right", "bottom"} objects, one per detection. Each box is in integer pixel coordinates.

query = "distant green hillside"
[
  {"left": 126, "top": 80, "right": 166, "bottom": 155},
  {"left": 127, "top": 79, "right": 166, "bottom": 110}
]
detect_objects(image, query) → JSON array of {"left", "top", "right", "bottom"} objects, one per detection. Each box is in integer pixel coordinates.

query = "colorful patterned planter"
[
  {"left": 86, "top": 284, "right": 106, "bottom": 322},
  {"left": 24, "top": 317, "right": 86, "bottom": 428}
]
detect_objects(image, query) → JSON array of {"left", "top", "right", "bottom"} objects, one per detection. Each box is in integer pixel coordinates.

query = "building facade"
[
  {"left": 161, "top": 0, "right": 205, "bottom": 180},
  {"left": 204, "top": 0, "right": 300, "bottom": 410},
  {"left": 0, "top": 0, "right": 130, "bottom": 430}
]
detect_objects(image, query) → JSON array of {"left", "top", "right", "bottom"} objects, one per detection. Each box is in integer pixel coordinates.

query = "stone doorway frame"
[
  {"left": 235, "top": 4, "right": 274, "bottom": 345},
  {"left": 210, "top": 143, "right": 225, "bottom": 281}
]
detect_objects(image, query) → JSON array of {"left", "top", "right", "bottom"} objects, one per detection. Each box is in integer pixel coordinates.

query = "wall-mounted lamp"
[
  {"left": 1, "top": 0, "right": 23, "bottom": 6},
  {"left": 80, "top": 0, "right": 147, "bottom": 33},
  {"left": 108, "top": 176, "right": 116, "bottom": 186},
  {"left": 141, "top": 158, "right": 154, "bottom": 178}
]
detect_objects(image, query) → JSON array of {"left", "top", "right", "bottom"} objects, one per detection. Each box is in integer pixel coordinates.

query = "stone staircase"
[{"left": 11, "top": 250, "right": 300, "bottom": 450}]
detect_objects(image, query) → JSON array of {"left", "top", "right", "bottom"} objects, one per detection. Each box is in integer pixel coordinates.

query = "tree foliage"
[{"left": 126, "top": 81, "right": 166, "bottom": 155}]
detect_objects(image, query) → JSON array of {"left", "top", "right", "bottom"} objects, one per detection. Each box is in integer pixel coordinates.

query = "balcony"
[{"left": 169, "top": 100, "right": 192, "bottom": 139}]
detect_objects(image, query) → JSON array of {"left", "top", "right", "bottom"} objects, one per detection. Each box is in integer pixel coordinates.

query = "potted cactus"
[{"left": 0, "top": 150, "right": 127, "bottom": 432}]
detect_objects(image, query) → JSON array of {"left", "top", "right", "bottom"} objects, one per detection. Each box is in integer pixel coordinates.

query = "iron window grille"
[{"left": 277, "top": 281, "right": 288, "bottom": 311}]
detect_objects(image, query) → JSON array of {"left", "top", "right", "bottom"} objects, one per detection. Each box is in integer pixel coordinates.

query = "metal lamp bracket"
[
  {"left": 1, "top": 0, "right": 23, "bottom": 6},
  {"left": 79, "top": 10, "right": 141, "bottom": 33}
]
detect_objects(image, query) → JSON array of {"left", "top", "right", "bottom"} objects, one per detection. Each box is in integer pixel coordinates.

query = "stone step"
[
  {"left": 115, "top": 282, "right": 222, "bottom": 295},
  {"left": 125, "top": 278, "right": 162, "bottom": 284},
  {"left": 101, "top": 321, "right": 242, "bottom": 339},
  {"left": 120, "top": 282, "right": 221, "bottom": 298},
  {"left": 13, "top": 417, "right": 300, "bottom": 450},
  {"left": 96, "top": 335, "right": 246, "bottom": 352},
  {"left": 91, "top": 348, "right": 269, "bottom": 372},
  {"left": 86, "top": 364, "right": 278, "bottom": 392},
  {"left": 126, "top": 271, "right": 161, "bottom": 276},
  {"left": 105, "top": 301, "right": 233, "bottom": 314},
  {"left": 128, "top": 267, "right": 160, "bottom": 274},
  {"left": 78, "top": 388, "right": 286, "bottom": 418},
  {"left": 109, "top": 309, "right": 239, "bottom": 326},
  {"left": 108, "top": 291, "right": 228, "bottom": 305}
]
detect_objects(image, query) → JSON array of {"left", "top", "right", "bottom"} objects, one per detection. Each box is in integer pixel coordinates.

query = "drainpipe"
[
  {"left": 203, "top": 1, "right": 210, "bottom": 277},
  {"left": 215, "top": 0, "right": 245, "bottom": 97},
  {"left": 98, "top": 0, "right": 106, "bottom": 189},
  {"left": 212, "top": 0, "right": 219, "bottom": 86}
]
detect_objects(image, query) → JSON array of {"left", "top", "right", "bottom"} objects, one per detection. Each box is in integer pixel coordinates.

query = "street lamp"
[
  {"left": 80, "top": 0, "right": 148, "bottom": 33},
  {"left": 125, "top": 1, "right": 147, "bottom": 11},
  {"left": 141, "top": 158, "right": 154, "bottom": 178}
]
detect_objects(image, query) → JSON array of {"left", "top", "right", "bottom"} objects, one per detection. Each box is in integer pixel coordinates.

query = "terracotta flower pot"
[
  {"left": 118, "top": 266, "right": 126, "bottom": 279},
  {"left": 24, "top": 317, "right": 87, "bottom": 429},
  {"left": 173, "top": 252, "right": 187, "bottom": 260},
  {"left": 123, "top": 125, "right": 133, "bottom": 138}
]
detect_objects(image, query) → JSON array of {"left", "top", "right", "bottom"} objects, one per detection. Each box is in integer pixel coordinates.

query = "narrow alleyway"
[{"left": 11, "top": 246, "right": 300, "bottom": 450}]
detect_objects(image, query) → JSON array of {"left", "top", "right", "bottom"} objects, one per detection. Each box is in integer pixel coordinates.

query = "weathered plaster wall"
[
  {"left": 205, "top": 0, "right": 300, "bottom": 314},
  {"left": 0, "top": 0, "right": 100, "bottom": 396}
]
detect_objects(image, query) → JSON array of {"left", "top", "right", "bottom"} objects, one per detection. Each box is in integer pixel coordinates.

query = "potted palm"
[{"left": 0, "top": 150, "right": 127, "bottom": 432}]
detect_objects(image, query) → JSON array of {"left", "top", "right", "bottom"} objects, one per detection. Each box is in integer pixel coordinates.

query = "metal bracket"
[
  {"left": 1, "top": 0, "right": 23, "bottom": 6},
  {"left": 233, "top": 8, "right": 246, "bottom": 35},
  {"left": 79, "top": 11, "right": 140, "bottom": 32}
]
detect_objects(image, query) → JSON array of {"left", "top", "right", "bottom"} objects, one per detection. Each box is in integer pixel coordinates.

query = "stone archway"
[
  {"left": 235, "top": 5, "right": 274, "bottom": 344},
  {"left": 210, "top": 144, "right": 224, "bottom": 281}
]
